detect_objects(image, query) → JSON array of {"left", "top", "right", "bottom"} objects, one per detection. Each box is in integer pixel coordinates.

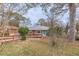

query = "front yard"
[{"left": 0, "top": 38, "right": 79, "bottom": 56}]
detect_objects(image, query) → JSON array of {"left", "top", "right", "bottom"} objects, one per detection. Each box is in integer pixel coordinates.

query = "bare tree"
[
  {"left": 68, "top": 3, "right": 76, "bottom": 42},
  {"left": 0, "top": 3, "right": 34, "bottom": 37}
]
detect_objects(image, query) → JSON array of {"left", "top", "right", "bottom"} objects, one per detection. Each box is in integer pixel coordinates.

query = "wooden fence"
[{"left": 0, "top": 35, "right": 20, "bottom": 45}]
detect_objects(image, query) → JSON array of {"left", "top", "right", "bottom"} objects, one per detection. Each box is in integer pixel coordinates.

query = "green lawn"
[{"left": 0, "top": 39, "right": 79, "bottom": 56}]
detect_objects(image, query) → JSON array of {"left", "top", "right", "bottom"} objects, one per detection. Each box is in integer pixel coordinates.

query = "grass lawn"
[{"left": 0, "top": 38, "right": 79, "bottom": 56}]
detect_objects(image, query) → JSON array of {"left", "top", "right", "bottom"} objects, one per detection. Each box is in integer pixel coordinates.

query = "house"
[
  {"left": 28, "top": 25, "right": 49, "bottom": 38},
  {"left": 8, "top": 25, "right": 49, "bottom": 38},
  {"left": 0, "top": 25, "right": 49, "bottom": 39}
]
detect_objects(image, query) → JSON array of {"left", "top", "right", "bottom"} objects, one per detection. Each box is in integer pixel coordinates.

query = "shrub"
[{"left": 18, "top": 27, "right": 29, "bottom": 40}]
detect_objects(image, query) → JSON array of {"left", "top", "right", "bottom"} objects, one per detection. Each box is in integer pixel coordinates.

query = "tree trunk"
[
  {"left": 68, "top": 3, "right": 76, "bottom": 42},
  {"left": 48, "top": 17, "right": 57, "bottom": 47}
]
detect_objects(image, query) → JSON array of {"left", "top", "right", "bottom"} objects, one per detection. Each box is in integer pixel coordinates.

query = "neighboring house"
[{"left": 28, "top": 25, "right": 49, "bottom": 38}]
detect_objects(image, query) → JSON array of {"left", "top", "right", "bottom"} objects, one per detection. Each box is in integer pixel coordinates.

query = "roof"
[{"left": 28, "top": 25, "right": 49, "bottom": 31}]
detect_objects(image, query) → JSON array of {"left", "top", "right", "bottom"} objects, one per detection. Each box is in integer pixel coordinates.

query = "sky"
[
  {"left": 25, "top": 6, "right": 68, "bottom": 26},
  {"left": 25, "top": 5, "right": 79, "bottom": 26},
  {"left": 26, "top": 6, "right": 47, "bottom": 25}
]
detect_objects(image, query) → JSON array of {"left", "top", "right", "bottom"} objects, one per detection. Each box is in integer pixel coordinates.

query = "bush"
[{"left": 18, "top": 27, "right": 29, "bottom": 40}]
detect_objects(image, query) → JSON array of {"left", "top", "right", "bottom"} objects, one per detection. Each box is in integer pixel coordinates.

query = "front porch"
[{"left": 28, "top": 30, "right": 48, "bottom": 38}]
